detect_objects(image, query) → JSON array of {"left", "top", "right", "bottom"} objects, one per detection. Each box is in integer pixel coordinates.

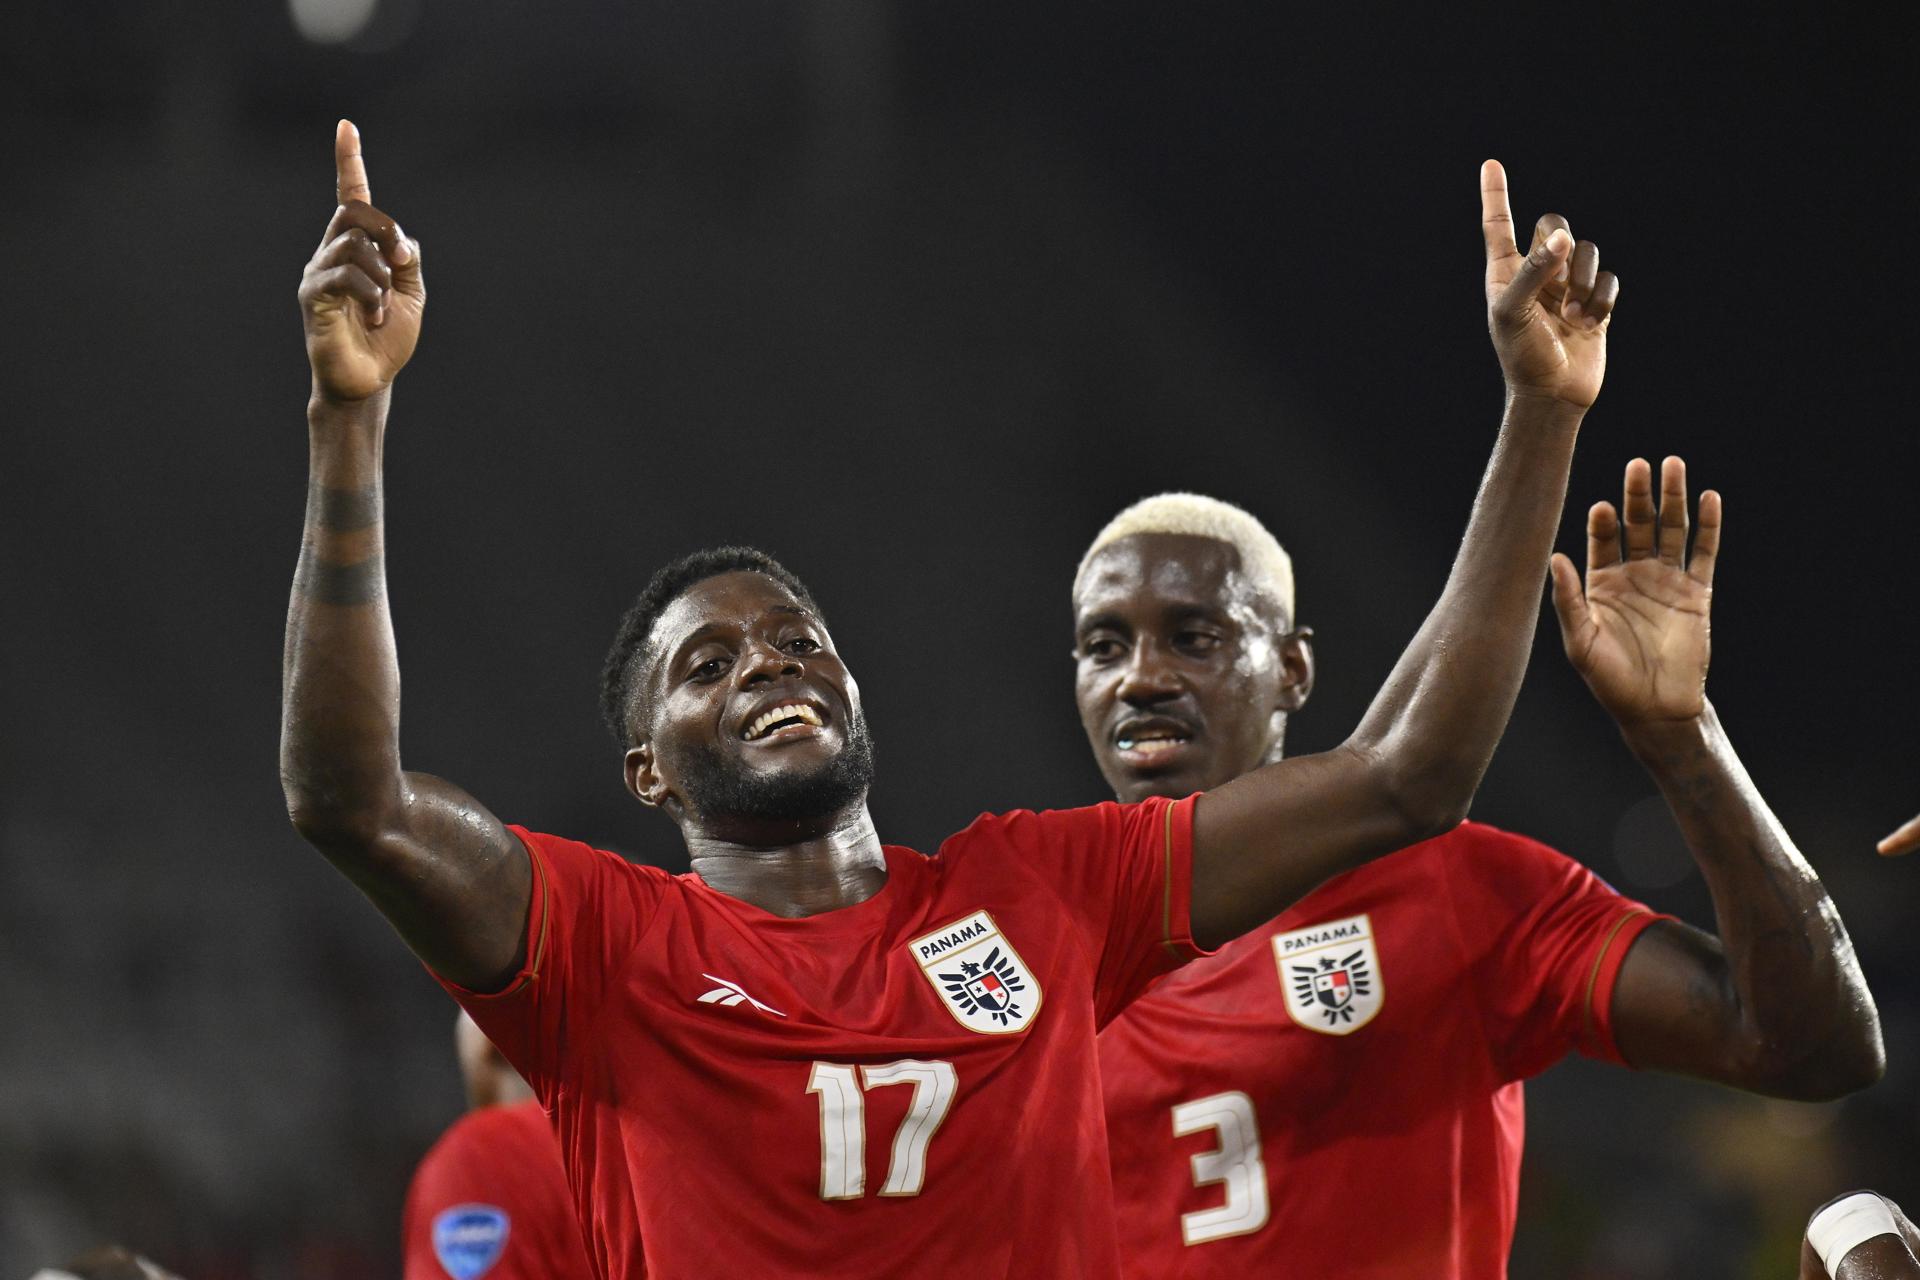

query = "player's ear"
[
  {"left": 625, "top": 743, "right": 669, "bottom": 808},
  {"left": 1276, "top": 626, "right": 1316, "bottom": 712}
]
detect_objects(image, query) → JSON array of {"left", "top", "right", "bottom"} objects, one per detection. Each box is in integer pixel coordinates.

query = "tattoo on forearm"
[
  {"left": 309, "top": 482, "right": 380, "bottom": 532},
  {"left": 295, "top": 547, "right": 385, "bottom": 605}
]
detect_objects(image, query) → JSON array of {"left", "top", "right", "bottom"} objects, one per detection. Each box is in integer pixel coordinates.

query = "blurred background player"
[
  {"left": 401, "top": 1013, "right": 590, "bottom": 1279},
  {"left": 281, "top": 124, "right": 1611, "bottom": 1276},
  {"left": 1801, "top": 1192, "right": 1920, "bottom": 1279},
  {"left": 1080, "top": 455, "right": 1882, "bottom": 1276},
  {"left": 28, "top": 1247, "right": 184, "bottom": 1280}
]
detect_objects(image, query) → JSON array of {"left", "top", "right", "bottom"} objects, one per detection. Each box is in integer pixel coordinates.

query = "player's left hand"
[
  {"left": 1880, "top": 814, "right": 1920, "bottom": 857},
  {"left": 1551, "top": 456, "right": 1717, "bottom": 726}
]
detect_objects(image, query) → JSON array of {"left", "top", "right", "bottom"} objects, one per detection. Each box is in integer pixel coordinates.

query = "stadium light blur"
[{"left": 289, "top": 0, "right": 379, "bottom": 44}]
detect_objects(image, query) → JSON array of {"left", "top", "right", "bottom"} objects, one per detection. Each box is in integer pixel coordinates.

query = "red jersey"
[
  {"left": 402, "top": 1099, "right": 594, "bottom": 1280},
  {"left": 438, "top": 796, "right": 1203, "bottom": 1280},
  {"left": 1098, "top": 821, "right": 1665, "bottom": 1279}
]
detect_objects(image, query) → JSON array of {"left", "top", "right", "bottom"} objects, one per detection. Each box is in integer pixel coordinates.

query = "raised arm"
[
  {"left": 1557, "top": 458, "right": 1883, "bottom": 1097},
  {"left": 1187, "top": 161, "right": 1614, "bottom": 947},
  {"left": 281, "top": 121, "right": 528, "bottom": 991}
]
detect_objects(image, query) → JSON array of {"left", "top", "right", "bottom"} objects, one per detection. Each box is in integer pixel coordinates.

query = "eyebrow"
[{"left": 666, "top": 606, "right": 819, "bottom": 664}]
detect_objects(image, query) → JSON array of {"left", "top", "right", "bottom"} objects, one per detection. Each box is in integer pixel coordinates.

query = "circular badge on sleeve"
[{"left": 432, "top": 1204, "right": 510, "bottom": 1279}]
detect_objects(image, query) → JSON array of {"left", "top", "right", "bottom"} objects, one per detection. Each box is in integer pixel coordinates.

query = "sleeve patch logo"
[
  {"left": 432, "top": 1204, "right": 510, "bottom": 1279},
  {"left": 908, "top": 909, "right": 1043, "bottom": 1035},
  {"left": 1271, "top": 912, "right": 1384, "bottom": 1036}
]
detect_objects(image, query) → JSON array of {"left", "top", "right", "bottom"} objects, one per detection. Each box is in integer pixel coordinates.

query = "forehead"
[
  {"left": 1076, "top": 533, "right": 1268, "bottom": 622},
  {"left": 651, "top": 571, "right": 816, "bottom": 658}
]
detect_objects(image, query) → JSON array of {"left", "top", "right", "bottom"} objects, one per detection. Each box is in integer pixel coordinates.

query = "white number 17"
[{"left": 808, "top": 1059, "right": 958, "bottom": 1200}]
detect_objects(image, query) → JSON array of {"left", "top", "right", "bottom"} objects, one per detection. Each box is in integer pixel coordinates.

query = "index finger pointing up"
[
  {"left": 335, "top": 119, "right": 371, "bottom": 206},
  {"left": 1480, "top": 159, "right": 1520, "bottom": 283}
]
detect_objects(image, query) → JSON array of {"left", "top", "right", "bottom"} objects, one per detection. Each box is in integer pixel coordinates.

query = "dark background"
[{"left": 1, "top": 5, "right": 1913, "bottom": 1277}]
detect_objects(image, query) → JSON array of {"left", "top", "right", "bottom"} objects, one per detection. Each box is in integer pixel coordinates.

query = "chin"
[{"left": 1111, "top": 765, "right": 1197, "bottom": 805}]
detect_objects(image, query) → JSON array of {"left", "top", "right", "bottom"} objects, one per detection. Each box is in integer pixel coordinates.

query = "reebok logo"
[{"left": 696, "top": 974, "right": 788, "bottom": 1018}]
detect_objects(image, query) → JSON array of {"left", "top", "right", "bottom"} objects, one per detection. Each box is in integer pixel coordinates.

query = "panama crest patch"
[
  {"left": 908, "top": 909, "right": 1043, "bottom": 1034},
  {"left": 431, "top": 1204, "right": 510, "bottom": 1279},
  {"left": 1271, "top": 912, "right": 1384, "bottom": 1035}
]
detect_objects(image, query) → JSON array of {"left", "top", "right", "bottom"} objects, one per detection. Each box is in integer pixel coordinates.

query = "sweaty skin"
[
  {"left": 1076, "top": 457, "right": 1882, "bottom": 1099},
  {"left": 283, "top": 136, "right": 1597, "bottom": 992}
]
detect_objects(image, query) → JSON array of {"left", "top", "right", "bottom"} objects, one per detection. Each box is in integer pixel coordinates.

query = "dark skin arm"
[
  {"left": 1554, "top": 458, "right": 1883, "bottom": 1098},
  {"left": 1190, "top": 162, "right": 1615, "bottom": 947},
  {"left": 1800, "top": 1193, "right": 1920, "bottom": 1280},
  {"left": 281, "top": 121, "right": 529, "bottom": 991}
]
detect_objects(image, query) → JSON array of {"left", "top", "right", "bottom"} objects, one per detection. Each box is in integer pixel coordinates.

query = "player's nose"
[
  {"left": 736, "top": 640, "right": 803, "bottom": 688},
  {"left": 1115, "top": 641, "right": 1183, "bottom": 705}
]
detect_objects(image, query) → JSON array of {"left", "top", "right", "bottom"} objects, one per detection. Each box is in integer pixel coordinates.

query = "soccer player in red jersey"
[
  {"left": 1081, "top": 474, "right": 1883, "bottom": 1271},
  {"left": 283, "top": 121, "right": 1612, "bottom": 1278},
  {"left": 401, "top": 1013, "right": 594, "bottom": 1279}
]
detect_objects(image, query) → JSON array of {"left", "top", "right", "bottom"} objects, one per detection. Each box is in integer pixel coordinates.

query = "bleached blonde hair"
[{"left": 1074, "top": 492, "right": 1295, "bottom": 621}]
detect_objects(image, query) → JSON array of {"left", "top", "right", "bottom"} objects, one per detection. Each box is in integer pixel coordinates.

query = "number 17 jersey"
[{"left": 436, "top": 795, "right": 1204, "bottom": 1280}]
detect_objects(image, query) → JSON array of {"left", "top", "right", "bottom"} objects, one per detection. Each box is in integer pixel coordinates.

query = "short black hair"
[{"left": 600, "top": 546, "right": 822, "bottom": 746}]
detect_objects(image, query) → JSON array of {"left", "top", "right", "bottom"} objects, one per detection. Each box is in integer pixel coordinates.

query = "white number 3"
[
  {"left": 808, "top": 1059, "right": 958, "bottom": 1200},
  {"left": 1170, "top": 1091, "right": 1270, "bottom": 1245}
]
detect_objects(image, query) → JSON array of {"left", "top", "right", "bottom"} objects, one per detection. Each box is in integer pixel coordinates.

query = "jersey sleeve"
[
  {"left": 428, "top": 827, "right": 670, "bottom": 1098},
  {"left": 986, "top": 794, "right": 1207, "bottom": 1027},
  {"left": 401, "top": 1108, "right": 587, "bottom": 1280},
  {"left": 1440, "top": 824, "right": 1669, "bottom": 1080}
]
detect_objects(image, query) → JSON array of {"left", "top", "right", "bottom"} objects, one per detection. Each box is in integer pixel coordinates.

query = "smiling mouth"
[
  {"left": 742, "top": 701, "right": 827, "bottom": 741},
  {"left": 1114, "top": 726, "right": 1194, "bottom": 764}
]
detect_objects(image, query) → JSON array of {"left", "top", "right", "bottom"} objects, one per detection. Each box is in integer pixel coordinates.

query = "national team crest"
[
  {"left": 1271, "top": 912, "right": 1384, "bottom": 1035},
  {"left": 431, "top": 1204, "right": 510, "bottom": 1279},
  {"left": 908, "top": 909, "right": 1043, "bottom": 1034}
]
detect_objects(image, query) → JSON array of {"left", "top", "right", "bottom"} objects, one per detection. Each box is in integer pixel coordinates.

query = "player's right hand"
[
  {"left": 299, "top": 120, "right": 423, "bottom": 403},
  {"left": 1479, "top": 160, "right": 1619, "bottom": 408},
  {"left": 1880, "top": 814, "right": 1920, "bottom": 857}
]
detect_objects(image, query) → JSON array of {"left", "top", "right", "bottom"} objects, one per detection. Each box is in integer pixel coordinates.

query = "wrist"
[
  {"left": 1501, "top": 386, "right": 1587, "bottom": 429},
  {"left": 309, "top": 381, "right": 391, "bottom": 422},
  {"left": 1619, "top": 701, "right": 1720, "bottom": 764},
  {"left": 307, "top": 385, "right": 389, "bottom": 483}
]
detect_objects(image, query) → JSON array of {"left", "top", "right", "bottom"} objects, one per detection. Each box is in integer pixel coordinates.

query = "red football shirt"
[
  {"left": 438, "top": 796, "right": 1203, "bottom": 1280},
  {"left": 1098, "top": 821, "right": 1665, "bottom": 1279},
  {"left": 402, "top": 1099, "right": 594, "bottom": 1280}
]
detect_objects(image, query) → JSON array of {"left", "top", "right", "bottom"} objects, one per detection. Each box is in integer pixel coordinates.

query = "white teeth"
[
  {"left": 1118, "top": 731, "right": 1189, "bottom": 752},
  {"left": 744, "top": 702, "right": 825, "bottom": 740}
]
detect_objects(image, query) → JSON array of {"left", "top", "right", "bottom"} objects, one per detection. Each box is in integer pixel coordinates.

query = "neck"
[{"left": 684, "top": 805, "right": 888, "bottom": 918}]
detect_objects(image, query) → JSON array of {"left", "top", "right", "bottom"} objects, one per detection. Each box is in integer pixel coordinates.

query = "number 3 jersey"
[
  {"left": 1097, "top": 821, "right": 1667, "bottom": 1280},
  {"left": 434, "top": 795, "right": 1204, "bottom": 1280}
]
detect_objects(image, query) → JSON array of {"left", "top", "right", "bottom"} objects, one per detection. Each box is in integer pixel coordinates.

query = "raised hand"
[
  {"left": 1880, "top": 815, "right": 1920, "bottom": 857},
  {"left": 1480, "top": 159, "right": 1619, "bottom": 407},
  {"left": 298, "top": 120, "right": 424, "bottom": 403},
  {"left": 1551, "top": 457, "right": 1718, "bottom": 726}
]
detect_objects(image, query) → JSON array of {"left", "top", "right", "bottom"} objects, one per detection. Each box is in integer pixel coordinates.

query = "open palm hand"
[{"left": 1552, "top": 457, "right": 1719, "bottom": 725}]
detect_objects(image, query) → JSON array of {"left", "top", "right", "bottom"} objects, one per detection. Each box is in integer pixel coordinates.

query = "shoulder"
[
  {"left": 937, "top": 799, "right": 1172, "bottom": 854},
  {"left": 1412, "top": 820, "right": 1586, "bottom": 882},
  {"left": 511, "top": 826, "right": 687, "bottom": 902},
  {"left": 411, "top": 1103, "right": 560, "bottom": 1199},
  {"left": 418, "top": 1103, "right": 530, "bottom": 1171}
]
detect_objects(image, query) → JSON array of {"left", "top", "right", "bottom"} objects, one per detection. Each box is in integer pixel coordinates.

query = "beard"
[{"left": 670, "top": 710, "right": 877, "bottom": 825}]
